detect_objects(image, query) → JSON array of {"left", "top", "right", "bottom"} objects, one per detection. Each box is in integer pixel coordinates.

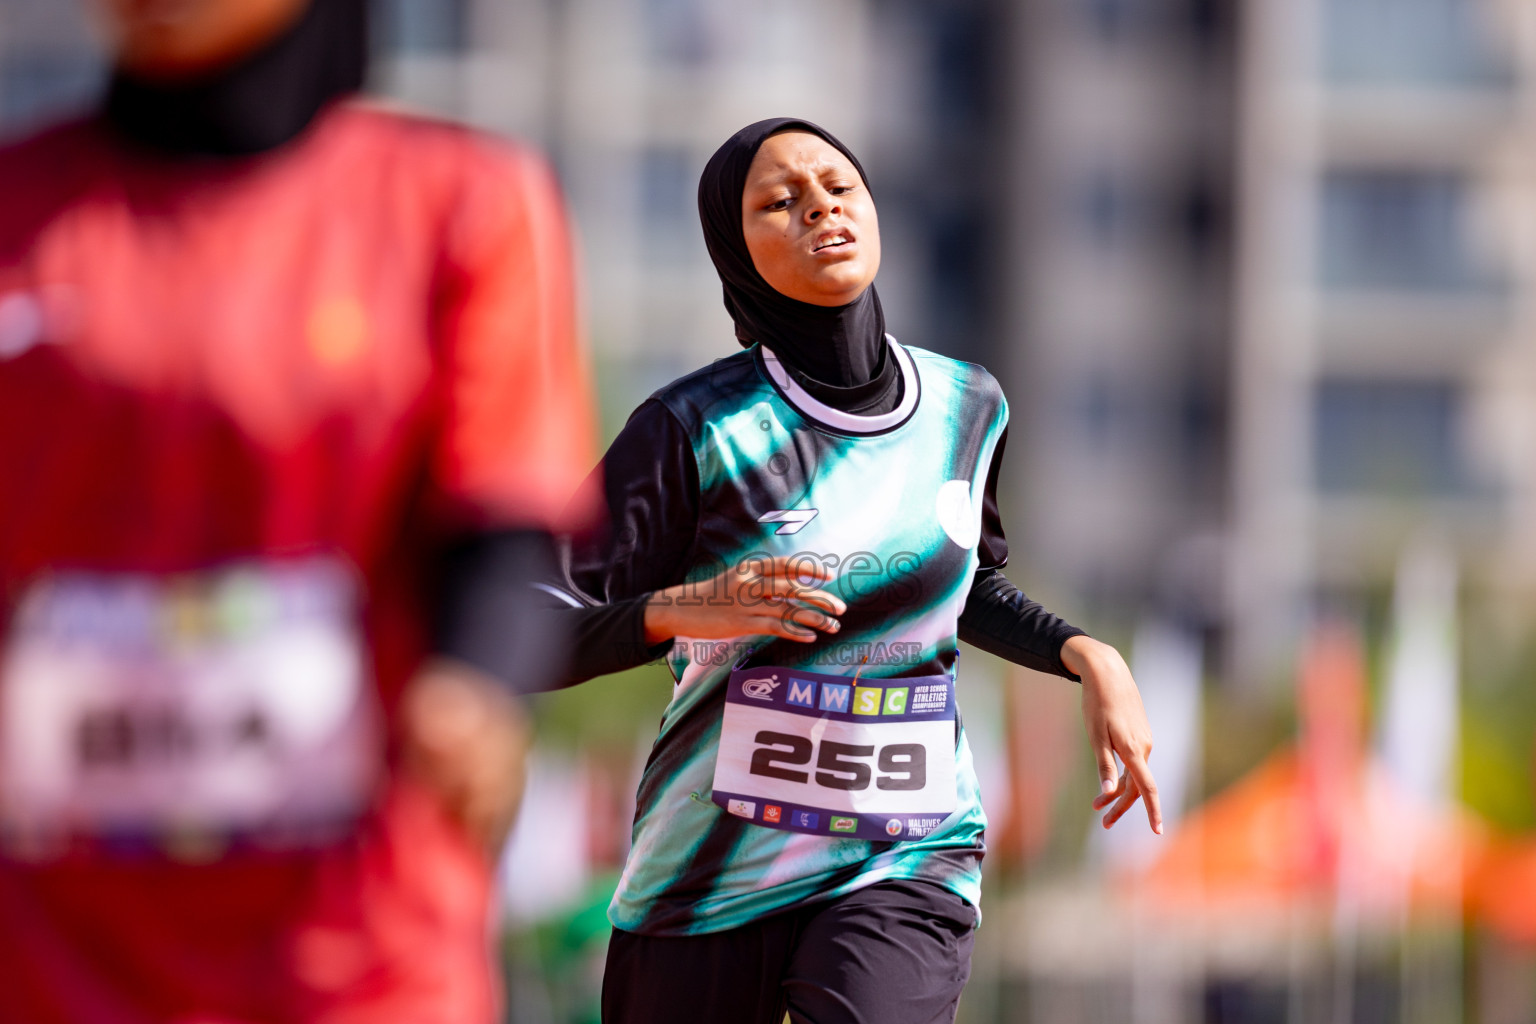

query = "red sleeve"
[{"left": 431, "top": 138, "right": 598, "bottom": 530}]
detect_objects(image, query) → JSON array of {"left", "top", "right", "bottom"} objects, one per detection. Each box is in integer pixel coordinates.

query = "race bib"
[
  {"left": 0, "top": 559, "right": 380, "bottom": 846},
  {"left": 711, "top": 664, "right": 957, "bottom": 843}
]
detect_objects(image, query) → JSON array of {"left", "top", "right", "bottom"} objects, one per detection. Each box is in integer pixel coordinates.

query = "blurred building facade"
[
  {"left": 1005, "top": 0, "right": 1237, "bottom": 647},
  {"left": 369, "top": 0, "right": 1016, "bottom": 428},
  {"left": 0, "top": 1, "right": 101, "bottom": 126},
  {"left": 1229, "top": 0, "right": 1535, "bottom": 685},
  {"left": 1002, "top": 0, "right": 1536, "bottom": 691},
  {"left": 0, "top": 0, "right": 1010, "bottom": 411}
]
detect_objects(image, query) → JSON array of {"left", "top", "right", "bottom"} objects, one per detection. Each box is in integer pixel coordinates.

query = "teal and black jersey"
[{"left": 601, "top": 337, "right": 1009, "bottom": 935}]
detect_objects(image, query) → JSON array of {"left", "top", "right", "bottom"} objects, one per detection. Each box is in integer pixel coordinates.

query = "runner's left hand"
[
  {"left": 399, "top": 659, "right": 531, "bottom": 855},
  {"left": 1061, "top": 635, "right": 1162, "bottom": 834}
]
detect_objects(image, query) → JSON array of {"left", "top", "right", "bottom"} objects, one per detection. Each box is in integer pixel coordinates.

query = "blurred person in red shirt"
[{"left": 0, "top": 0, "right": 596, "bottom": 1020}]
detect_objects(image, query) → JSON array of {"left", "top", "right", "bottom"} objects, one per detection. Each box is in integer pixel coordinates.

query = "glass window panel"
[
  {"left": 1323, "top": 0, "right": 1509, "bottom": 86},
  {"left": 1319, "top": 170, "right": 1497, "bottom": 293},
  {"left": 642, "top": 0, "right": 710, "bottom": 66},
  {"left": 1314, "top": 379, "right": 1469, "bottom": 494},
  {"left": 638, "top": 146, "right": 695, "bottom": 262},
  {"left": 378, "top": 0, "right": 467, "bottom": 54},
  {"left": 0, "top": 52, "right": 102, "bottom": 133}
]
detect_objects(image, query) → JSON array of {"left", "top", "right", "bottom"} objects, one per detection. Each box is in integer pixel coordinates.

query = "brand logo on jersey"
[
  {"left": 757, "top": 509, "right": 819, "bottom": 535},
  {"left": 727, "top": 799, "right": 756, "bottom": 819},
  {"left": 905, "top": 816, "right": 944, "bottom": 838},
  {"left": 740, "top": 674, "right": 780, "bottom": 701},
  {"left": 793, "top": 810, "right": 819, "bottom": 829},
  {"left": 831, "top": 816, "right": 858, "bottom": 833},
  {"left": 886, "top": 818, "right": 904, "bottom": 837},
  {"left": 935, "top": 479, "right": 980, "bottom": 550},
  {"left": 763, "top": 804, "right": 782, "bottom": 824}
]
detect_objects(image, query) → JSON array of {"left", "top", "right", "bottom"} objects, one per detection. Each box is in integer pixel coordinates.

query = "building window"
[
  {"left": 377, "top": 0, "right": 467, "bottom": 54},
  {"left": 1076, "top": 168, "right": 1138, "bottom": 250},
  {"left": 1079, "top": 0, "right": 1145, "bottom": 42},
  {"left": 1322, "top": 0, "right": 1508, "bottom": 86},
  {"left": 638, "top": 146, "right": 695, "bottom": 263},
  {"left": 1074, "top": 370, "right": 1121, "bottom": 452},
  {"left": 643, "top": 0, "right": 710, "bottom": 66},
  {"left": 1313, "top": 379, "right": 1470, "bottom": 495},
  {"left": 0, "top": 52, "right": 102, "bottom": 134},
  {"left": 1319, "top": 170, "right": 1496, "bottom": 293}
]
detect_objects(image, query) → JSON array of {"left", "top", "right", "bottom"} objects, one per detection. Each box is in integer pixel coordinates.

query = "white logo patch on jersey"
[
  {"left": 757, "top": 509, "right": 818, "bottom": 535},
  {"left": 935, "top": 479, "right": 980, "bottom": 549}
]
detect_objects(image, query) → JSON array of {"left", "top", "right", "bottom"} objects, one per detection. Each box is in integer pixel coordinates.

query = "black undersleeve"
[
  {"left": 432, "top": 529, "right": 569, "bottom": 692},
  {"left": 957, "top": 569, "right": 1085, "bottom": 681}
]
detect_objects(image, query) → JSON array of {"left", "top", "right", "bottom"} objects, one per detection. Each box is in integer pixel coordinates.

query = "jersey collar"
[{"left": 757, "top": 335, "right": 921, "bottom": 436}]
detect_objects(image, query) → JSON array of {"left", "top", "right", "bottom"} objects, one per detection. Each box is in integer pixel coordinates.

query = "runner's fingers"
[
  {"left": 760, "top": 615, "right": 820, "bottom": 642},
  {"left": 759, "top": 576, "right": 846, "bottom": 615},
  {"left": 1091, "top": 763, "right": 1128, "bottom": 810},
  {"left": 784, "top": 603, "right": 840, "bottom": 633},
  {"left": 1095, "top": 743, "right": 1120, "bottom": 800},
  {"left": 745, "top": 556, "right": 834, "bottom": 588},
  {"left": 1124, "top": 754, "right": 1164, "bottom": 834},
  {"left": 742, "top": 560, "right": 849, "bottom": 614},
  {"left": 795, "top": 588, "right": 846, "bottom": 615},
  {"left": 1103, "top": 775, "right": 1140, "bottom": 828}
]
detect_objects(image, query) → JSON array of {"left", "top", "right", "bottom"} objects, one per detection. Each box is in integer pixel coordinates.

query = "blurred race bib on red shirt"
[{"left": 0, "top": 559, "right": 381, "bottom": 849}]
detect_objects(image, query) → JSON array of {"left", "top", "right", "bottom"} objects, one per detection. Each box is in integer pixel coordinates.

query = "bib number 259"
[{"left": 748, "top": 731, "right": 926, "bottom": 792}]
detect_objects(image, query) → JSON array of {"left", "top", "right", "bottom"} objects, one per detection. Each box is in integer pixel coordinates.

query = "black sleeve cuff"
[
  {"left": 558, "top": 594, "right": 673, "bottom": 685},
  {"left": 433, "top": 530, "right": 569, "bottom": 694},
  {"left": 957, "top": 568, "right": 1088, "bottom": 681}
]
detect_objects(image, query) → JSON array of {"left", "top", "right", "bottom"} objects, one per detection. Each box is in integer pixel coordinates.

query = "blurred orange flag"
[{"left": 1134, "top": 622, "right": 1488, "bottom": 921}]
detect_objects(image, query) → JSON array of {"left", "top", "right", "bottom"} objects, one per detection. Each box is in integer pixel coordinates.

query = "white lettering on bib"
[{"left": 711, "top": 664, "right": 957, "bottom": 842}]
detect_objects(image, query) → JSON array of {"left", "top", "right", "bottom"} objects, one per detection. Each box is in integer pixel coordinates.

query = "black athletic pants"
[{"left": 601, "top": 879, "right": 976, "bottom": 1024}]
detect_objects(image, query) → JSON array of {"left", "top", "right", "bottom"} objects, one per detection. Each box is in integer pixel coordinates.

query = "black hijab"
[
  {"left": 698, "top": 118, "right": 899, "bottom": 415},
  {"left": 103, "top": 0, "right": 367, "bottom": 157}
]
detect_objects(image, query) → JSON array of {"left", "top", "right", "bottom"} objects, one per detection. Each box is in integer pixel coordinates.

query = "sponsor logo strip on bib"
[{"left": 711, "top": 665, "right": 957, "bottom": 843}]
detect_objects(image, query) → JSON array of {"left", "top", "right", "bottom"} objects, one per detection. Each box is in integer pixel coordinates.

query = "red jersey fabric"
[{"left": 0, "top": 100, "right": 595, "bottom": 1023}]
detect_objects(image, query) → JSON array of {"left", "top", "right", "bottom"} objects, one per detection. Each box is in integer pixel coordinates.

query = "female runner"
[{"left": 540, "top": 118, "right": 1161, "bottom": 1024}]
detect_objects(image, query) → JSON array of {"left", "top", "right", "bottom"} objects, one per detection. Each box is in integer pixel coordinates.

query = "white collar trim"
[{"left": 759, "top": 335, "right": 919, "bottom": 434}]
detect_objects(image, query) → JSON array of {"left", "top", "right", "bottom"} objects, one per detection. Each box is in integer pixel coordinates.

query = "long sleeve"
[
  {"left": 959, "top": 570, "right": 1086, "bottom": 680},
  {"left": 957, "top": 427, "right": 1087, "bottom": 680},
  {"left": 436, "top": 399, "right": 703, "bottom": 692},
  {"left": 434, "top": 529, "right": 570, "bottom": 692},
  {"left": 544, "top": 399, "right": 704, "bottom": 685},
  {"left": 426, "top": 141, "right": 598, "bottom": 693}
]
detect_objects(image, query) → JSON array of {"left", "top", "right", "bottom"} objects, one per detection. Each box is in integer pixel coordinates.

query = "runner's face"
[
  {"left": 741, "top": 131, "right": 881, "bottom": 307},
  {"left": 99, "top": 0, "right": 310, "bottom": 79}
]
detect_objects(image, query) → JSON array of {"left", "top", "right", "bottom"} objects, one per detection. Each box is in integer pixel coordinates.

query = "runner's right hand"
[{"left": 643, "top": 555, "right": 846, "bottom": 644}]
